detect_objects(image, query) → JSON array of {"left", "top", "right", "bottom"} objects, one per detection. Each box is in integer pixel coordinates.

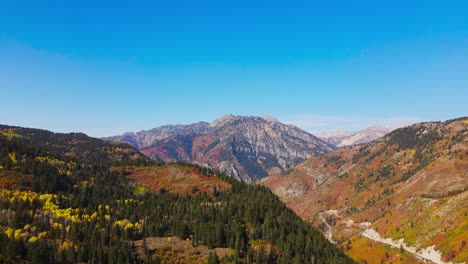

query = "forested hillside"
[
  {"left": 0, "top": 125, "right": 147, "bottom": 165},
  {"left": 0, "top": 126, "right": 353, "bottom": 263}
]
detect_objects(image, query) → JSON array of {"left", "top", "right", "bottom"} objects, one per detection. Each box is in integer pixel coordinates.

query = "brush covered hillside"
[
  {"left": 106, "top": 114, "right": 335, "bottom": 182},
  {"left": 262, "top": 118, "right": 468, "bottom": 263},
  {"left": 0, "top": 125, "right": 353, "bottom": 263}
]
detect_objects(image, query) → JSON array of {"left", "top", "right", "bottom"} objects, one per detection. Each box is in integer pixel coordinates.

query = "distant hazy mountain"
[
  {"left": 318, "top": 126, "right": 393, "bottom": 147},
  {"left": 105, "top": 114, "right": 335, "bottom": 182}
]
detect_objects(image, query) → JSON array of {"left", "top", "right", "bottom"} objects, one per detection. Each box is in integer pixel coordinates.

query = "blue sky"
[{"left": 1, "top": 1, "right": 467, "bottom": 137}]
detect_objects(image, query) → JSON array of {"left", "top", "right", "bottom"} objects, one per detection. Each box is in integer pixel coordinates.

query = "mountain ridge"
[
  {"left": 103, "top": 122, "right": 210, "bottom": 149},
  {"left": 261, "top": 117, "right": 468, "bottom": 263}
]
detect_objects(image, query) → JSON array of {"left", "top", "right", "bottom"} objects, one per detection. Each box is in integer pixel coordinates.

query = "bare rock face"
[{"left": 104, "top": 115, "right": 335, "bottom": 182}]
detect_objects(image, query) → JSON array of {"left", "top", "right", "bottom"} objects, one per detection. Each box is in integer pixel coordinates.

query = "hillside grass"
[{"left": 344, "top": 235, "right": 420, "bottom": 264}]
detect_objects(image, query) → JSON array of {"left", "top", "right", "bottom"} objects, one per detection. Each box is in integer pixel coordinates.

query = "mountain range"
[
  {"left": 261, "top": 117, "right": 468, "bottom": 263},
  {"left": 105, "top": 114, "right": 335, "bottom": 182},
  {"left": 0, "top": 124, "right": 352, "bottom": 263},
  {"left": 1, "top": 116, "right": 466, "bottom": 263}
]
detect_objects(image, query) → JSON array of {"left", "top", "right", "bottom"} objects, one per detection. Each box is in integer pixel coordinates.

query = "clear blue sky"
[{"left": 1, "top": 1, "right": 467, "bottom": 137}]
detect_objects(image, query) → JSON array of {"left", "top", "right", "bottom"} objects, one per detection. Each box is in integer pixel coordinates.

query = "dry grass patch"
[{"left": 134, "top": 236, "right": 234, "bottom": 264}]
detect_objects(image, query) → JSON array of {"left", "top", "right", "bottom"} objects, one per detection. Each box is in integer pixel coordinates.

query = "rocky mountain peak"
[
  {"left": 210, "top": 114, "right": 236, "bottom": 127},
  {"left": 104, "top": 115, "right": 335, "bottom": 182}
]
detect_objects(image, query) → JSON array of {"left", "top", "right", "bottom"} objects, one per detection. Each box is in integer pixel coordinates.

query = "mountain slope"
[
  {"left": 319, "top": 126, "right": 393, "bottom": 147},
  {"left": 262, "top": 117, "right": 468, "bottom": 263},
  {"left": 140, "top": 115, "right": 335, "bottom": 182}
]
